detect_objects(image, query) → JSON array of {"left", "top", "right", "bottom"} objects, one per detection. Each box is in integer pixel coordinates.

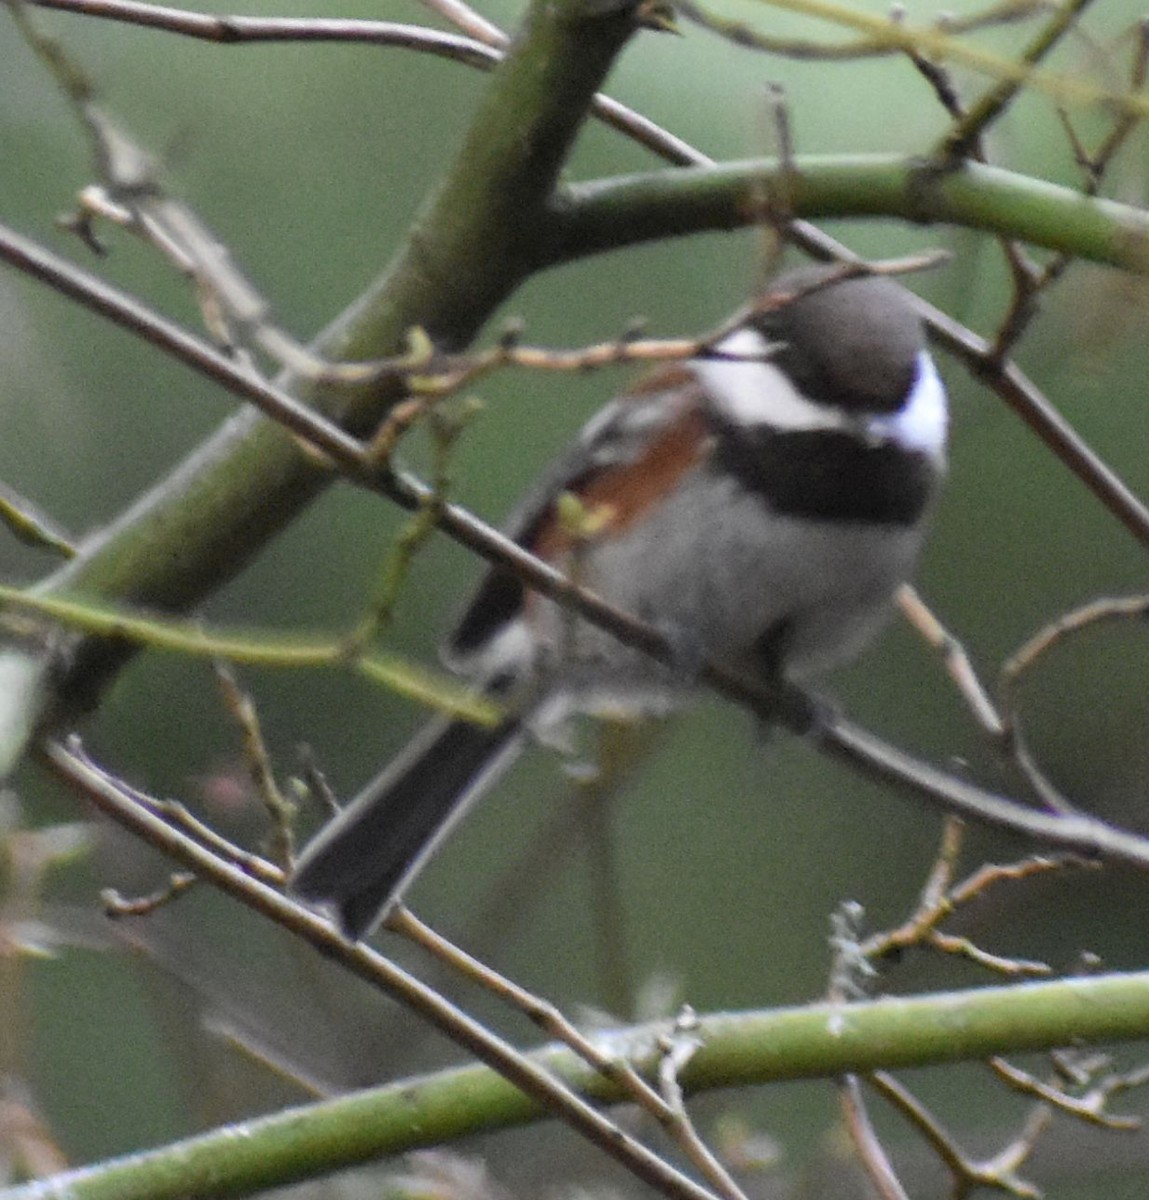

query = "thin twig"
[
  {"left": 1001, "top": 595, "right": 1149, "bottom": 702},
  {"left": 293, "top": 745, "right": 341, "bottom": 820},
  {"left": 998, "top": 594, "right": 1149, "bottom": 812},
  {"left": 102, "top": 871, "right": 198, "bottom": 917},
  {"left": 896, "top": 586, "right": 1004, "bottom": 738},
  {"left": 387, "top": 906, "right": 668, "bottom": 1112},
  {"left": 31, "top": 0, "right": 502, "bottom": 64},
  {"left": 896, "top": 580, "right": 1079, "bottom": 815},
  {"left": 868, "top": 1070, "right": 1045, "bottom": 1197},
  {"left": 655, "top": 1008, "right": 751, "bottom": 1200},
  {"left": 839, "top": 1075, "right": 912, "bottom": 1200},
  {"left": 991, "top": 1056, "right": 1144, "bottom": 1130},
  {"left": 858, "top": 818, "right": 1085, "bottom": 978},
  {"left": 938, "top": 0, "right": 1052, "bottom": 37},
  {"left": 113, "top": 790, "right": 285, "bottom": 886},
  {"left": 214, "top": 663, "right": 296, "bottom": 867},
  {"left": 391, "top": 907, "right": 752, "bottom": 1200},
  {"left": 995, "top": 16, "right": 1149, "bottom": 352},
  {"left": 907, "top": 50, "right": 967, "bottom": 123},
  {"left": 0, "top": 484, "right": 77, "bottom": 559}
]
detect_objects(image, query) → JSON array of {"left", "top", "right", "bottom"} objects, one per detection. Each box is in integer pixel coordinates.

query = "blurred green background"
[{"left": 3, "top": 0, "right": 1149, "bottom": 1194}]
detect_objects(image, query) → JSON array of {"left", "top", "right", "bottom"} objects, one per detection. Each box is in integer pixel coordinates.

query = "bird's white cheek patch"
[
  {"left": 868, "top": 351, "right": 948, "bottom": 457},
  {"left": 697, "top": 329, "right": 847, "bottom": 433}
]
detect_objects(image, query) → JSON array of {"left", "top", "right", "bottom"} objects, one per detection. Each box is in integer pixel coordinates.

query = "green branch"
[
  {"left": 552, "top": 154, "right": 1149, "bottom": 270},
  {"left": 0, "top": 585, "right": 497, "bottom": 724},
  {"left": 6, "top": 970, "right": 1149, "bottom": 1200}
]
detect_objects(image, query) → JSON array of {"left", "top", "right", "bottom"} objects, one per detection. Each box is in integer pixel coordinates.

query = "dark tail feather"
[{"left": 291, "top": 715, "right": 524, "bottom": 939}]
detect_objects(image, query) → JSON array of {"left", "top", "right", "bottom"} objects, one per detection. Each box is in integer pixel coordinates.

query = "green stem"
[
  {"left": 553, "top": 154, "right": 1149, "bottom": 271},
  {"left": 5, "top": 970, "right": 1149, "bottom": 1200}
]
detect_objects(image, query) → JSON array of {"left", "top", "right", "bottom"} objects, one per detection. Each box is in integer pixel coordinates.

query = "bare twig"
[
  {"left": 904, "top": 0, "right": 1120, "bottom": 380},
  {"left": 897, "top": 586, "right": 1004, "bottom": 738},
  {"left": 0, "top": 221, "right": 367, "bottom": 466},
  {"left": 10, "top": 1, "right": 487, "bottom": 376},
  {"left": 991, "top": 1056, "right": 1146, "bottom": 1130},
  {"left": 214, "top": 663, "right": 295, "bottom": 867},
  {"left": 839, "top": 1075, "right": 911, "bottom": 1200},
  {"left": 924, "top": 932, "right": 1054, "bottom": 978},
  {"left": 352, "top": 251, "right": 946, "bottom": 396},
  {"left": 1061, "top": 18, "right": 1149, "bottom": 194},
  {"left": 676, "top": 0, "right": 896, "bottom": 60},
  {"left": 858, "top": 817, "right": 1086, "bottom": 978},
  {"left": 387, "top": 905, "right": 663, "bottom": 1105},
  {"left": 1001, "top": 595, "right": 1149, "bottom": 698},
  {"left": 292, "top": 746, "right": 341, "bottom": 820},
  {"left": 101, "top": 872, "right": 197, "bottom": 917},
  {"left": 868, "top": 1070, "right": 1045, "bottom": 1197},
  {"left": 655, "top": 1007, "right": 751, "bottom": 1200},
  {"left": 31, "top": 0, "right": 503, "bottom": 63},
  {"left": 947, "top": 852, "right": 1091, "bottom": 905},
  {"left": 108, "top": 789, "right": 285, "bottom": 887},
  {"left": 906, "top": 50, "right": 967, "bottom": 123},
  {"left": 903, "top": 43, "right": 1052, "bottom": 378},
  {"left": 998, "top": 594, "right": 1149, "bottom": 813},
  {"left": 391, "top": 907, "right": 747, "bottom": 1200},
  {"left": 938, "top": 0, "right": 1052, "bottom": 37},
  {"left": 0, "top": 485, "right": 77, "bottom": 559}
]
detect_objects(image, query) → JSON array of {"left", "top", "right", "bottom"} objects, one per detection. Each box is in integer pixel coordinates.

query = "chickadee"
[{"left": 292, "top": 265, "right": 948, "bottom": 939}]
